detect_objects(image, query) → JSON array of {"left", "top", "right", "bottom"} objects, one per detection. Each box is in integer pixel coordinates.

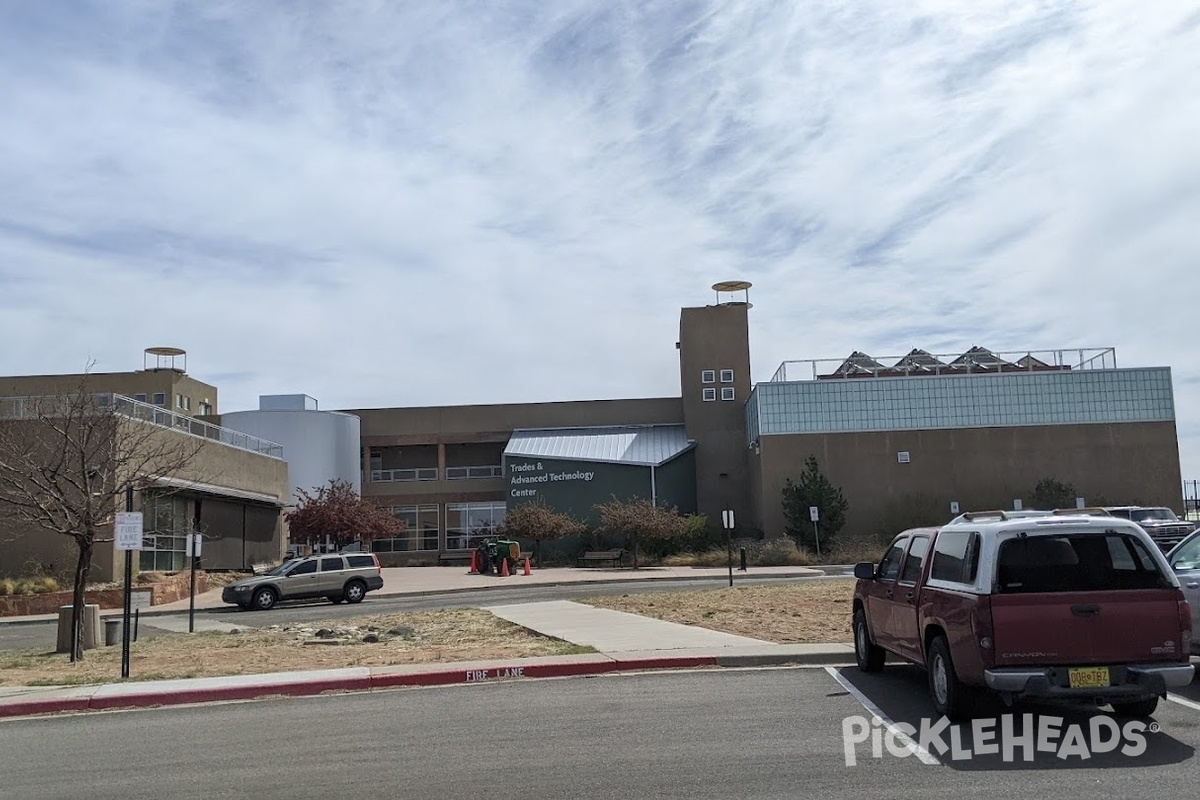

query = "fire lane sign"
[{"left": 115, "top": 512, "right": 144, "bottom": 551}]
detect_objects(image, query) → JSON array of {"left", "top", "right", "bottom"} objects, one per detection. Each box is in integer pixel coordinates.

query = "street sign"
[
  {"left": 950, "top": 501, "right": 960, "bottom": 515},
  {"left": 186, "top": 533, "right": 202, "bottom": 558},
  {"left": 115, "top": 512, "right": 144, "bottom": 551},
  {"left": 809, "top": 506, "right": 819, "bottom": 522},
  {"left": 721, "top": 509, "right": 735, "bottom": 530}
]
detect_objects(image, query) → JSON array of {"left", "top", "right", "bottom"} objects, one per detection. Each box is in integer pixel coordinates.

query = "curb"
[{"left": 0, "top": 653, "right": 728, "bottom": 719}]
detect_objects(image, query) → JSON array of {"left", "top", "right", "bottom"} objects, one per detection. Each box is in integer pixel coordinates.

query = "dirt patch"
[
  {"left": 581, "top": 579, "right": 855, "bottom": 643},
  {"left": 0, "top": 608, "right": 590, "bottom": 687}
]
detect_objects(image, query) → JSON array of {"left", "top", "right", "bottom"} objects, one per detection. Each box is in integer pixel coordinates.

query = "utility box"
[{"left": 56, "top": 604, "right": 101, "bottom": 653}]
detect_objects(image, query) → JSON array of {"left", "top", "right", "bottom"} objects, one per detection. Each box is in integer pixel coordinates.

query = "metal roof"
[{"left": 504, "top": 425, "right": 694, "bottom": 467}]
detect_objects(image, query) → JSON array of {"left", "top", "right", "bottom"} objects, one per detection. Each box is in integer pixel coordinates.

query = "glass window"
[
  {"left": 899, "top": 536, "right": 930, "bottom": 584},
  {"left": 930, "top": 531, "right": 979, "bottom": 584},
  {"left": 374, "top": 505, "right": 439, "bottom": 552},
  {"left": 289, "top": 560, "right": 318, "bottom": 576},
  {"left": 997, "top": 534, "right": 1168, "bottom": 593},
  {"left": 702, "top": 388, "right": 716, "bottom": 402},
  {"left": 701, "top": 370, "right": 716, "bottom": 383},
  {"left": 139, "top": 493, "right": 189, "bottom": 571},
  {"left": 1171, "top": 535, "right": 1200, "bottom": 570},
  {"left": 134, "top": 393, "right": 147, "bottom": 402},
  {"left": 878, "top": 538, "right": 908, "bottom": 581},
  {"left": 319, "top": 557, "right": 343, "bottom": 572},
  {"left": 720, "top": 369, "right": 735, "bottom": 383},
  {"left": 721, "top": 387, "right": 735, "bottom": 401},
  {"left": 152, "top": 392, "right": 166, "bottom": 406},
  {"left": 445, "top": 501, "right": 506, "bottom": 550}
]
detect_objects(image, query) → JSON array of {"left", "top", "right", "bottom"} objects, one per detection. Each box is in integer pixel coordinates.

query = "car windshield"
[
  {"left": 264, "top": 558, "right": 302, "bottom": 576},
  {"left": 1130, "top": 508, "right": 1178, "bottom": 522}
]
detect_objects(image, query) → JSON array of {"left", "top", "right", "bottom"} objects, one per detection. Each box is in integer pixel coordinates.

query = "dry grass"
[
  {"left": 582, "top": 578, "right": 855, "bottom": 643},
  {"left": 0, "top": 580, "right": 860, "bottom": 688},
  {"left": 0, "top": 608, "right": 591, "bottom": 687}
]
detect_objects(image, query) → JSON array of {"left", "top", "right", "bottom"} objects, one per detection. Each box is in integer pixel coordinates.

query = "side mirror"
[{"left": 853, "top": 562, "right": 877, "bottom": 580}]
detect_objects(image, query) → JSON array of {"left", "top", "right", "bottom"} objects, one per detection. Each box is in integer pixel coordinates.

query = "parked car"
[
  {"left": 221, "top": 552, "right": 384, "bottom": 611},
  {"left": 1103, "top": 506, "right": 1194, "bottom": 551},
  {"left": 1166, "top": 530, "right": 1200, "bottom": 651},
  {"left": 852, "top": 509, "right": 1194, "bottom": 720}
]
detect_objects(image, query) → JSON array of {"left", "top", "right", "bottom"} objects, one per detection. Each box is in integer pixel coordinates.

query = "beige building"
[{"left": 0, "top": 349, "right": 288, "bottom": 581}]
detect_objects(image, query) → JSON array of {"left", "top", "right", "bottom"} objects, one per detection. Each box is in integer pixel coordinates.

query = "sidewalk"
[{"left": 0, "top": 585, "right": 855, "bottom": 719}]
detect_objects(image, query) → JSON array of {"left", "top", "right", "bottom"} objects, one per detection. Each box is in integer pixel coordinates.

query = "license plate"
[{"left": 1068, "top": 667, "right": 1110, "bottom": 689}]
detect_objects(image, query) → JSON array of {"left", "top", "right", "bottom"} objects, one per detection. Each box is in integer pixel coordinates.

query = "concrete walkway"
[{"left": 486, "top": 600, "right": 771, "bottom": 651}]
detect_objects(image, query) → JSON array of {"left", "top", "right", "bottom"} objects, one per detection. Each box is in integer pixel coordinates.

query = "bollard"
[{"left": 739, "top": 547, "right": 747, "bottom": 571}]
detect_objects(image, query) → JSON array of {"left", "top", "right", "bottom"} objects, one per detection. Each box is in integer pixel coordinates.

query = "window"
[
  {"left": 701, "top": 370, "right": 716, "bottom": 383},
  {"left": 198, "top": 402, "right": 212, "bottom": 415},
  {"left": 930, "top": 531, "right": 980, "bottom": 584},
  {"left": 289, "top": 560, "right": 318, "bottom": 576},
  {"left": 139, "top": 493, "right": 189, "bottom": 571},
  {"left": 1171, "top": 535, "right": 1200, "bottom": 571},
  {"left": 720, "top": 369, "right": 734, "bottom": 383},
  {"left": 899, "top": 536, "right": 930, "bottom": 583},
  {"left": 720, "top": 387, "right": 735, "bottom": 401},
  {"left": 374, "top": 505, "right": 440, "bottom": 552},
  {"left": 702, "top": 388, "right": 717, "bottom": 402},
  {"left": 319, "top": 557, "right": 343, "bottom": 572},
  {"left": 878, "top": 538, "right": 908, "bottom": 581},
  {"left": 445, "top": 501, "right": 506, "bottom": 550},
  {"left": 346, "top": 555, "right": 376, "bottom": 569},
  {"left": 134, "top": 393, "right": 147, "bottom": 402},
  {"left": 152, "top": 393, "right": 166, "bottom": 406},
  {"left": 997, "top": 534, "right": 1168, "bottom": 593}
]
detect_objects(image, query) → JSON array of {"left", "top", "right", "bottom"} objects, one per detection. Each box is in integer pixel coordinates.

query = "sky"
[{"left": 1, "top": 1, "right": 1198, "bottom": 478}]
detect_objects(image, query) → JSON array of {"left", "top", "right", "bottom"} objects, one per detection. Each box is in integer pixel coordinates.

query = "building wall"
[
  {"left": 678, "top": 304, "right": 752, "bottom": 528},
  {"left": 0, "top": 371, "right": 218, "bottom": 415},
  {"left": 217, "top": 408, "right": 361, "bottom": 502},
  {"left": 753, "top": 421, "right": 1185, "bottom": 540}
]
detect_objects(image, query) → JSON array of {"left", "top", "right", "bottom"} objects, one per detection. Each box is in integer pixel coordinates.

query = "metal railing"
[
  {"left": 770, "top": 347, "right": 1118, "bottom": 382},
  {"left": 0, "top": 393, "right": 284, "bottom": 459},
  {"left": 371, "top": 468, "right": 438, "bottom": 482},
  {"left": 445, "top": 465, "right": 504, "bottom": 480}
]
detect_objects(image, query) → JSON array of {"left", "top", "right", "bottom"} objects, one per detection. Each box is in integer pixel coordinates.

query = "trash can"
[
  {"left": 104, "top": 618, "right": 122, "bottom": 647},
  {"left": 56, "top": 604, "right": 101, "bottom": 653}
]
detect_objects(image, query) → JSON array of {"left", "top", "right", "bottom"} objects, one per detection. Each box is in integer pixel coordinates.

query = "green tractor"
[{"left": 474, "top": 538, "right": 522, "bottom": 575}]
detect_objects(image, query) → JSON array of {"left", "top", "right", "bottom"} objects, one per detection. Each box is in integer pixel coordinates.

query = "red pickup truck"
[{"left": 852, "top": 510, "right": 1194, "bottom": 720}]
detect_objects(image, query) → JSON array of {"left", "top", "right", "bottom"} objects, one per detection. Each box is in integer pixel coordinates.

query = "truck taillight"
[
  {"left": 972, "top": 597, "right": 995, "bottom": 667},
  {"left": 1180, "top": 596, "right": 1192, "bottom": 653}
]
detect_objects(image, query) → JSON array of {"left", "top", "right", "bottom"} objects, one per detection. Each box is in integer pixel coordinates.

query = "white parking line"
[
  {"left": 1166, "top": 693, "right": 1200, "bottom": 713},
  {"left": 823, "top": 666, "right": 941, "bottom": 765}
]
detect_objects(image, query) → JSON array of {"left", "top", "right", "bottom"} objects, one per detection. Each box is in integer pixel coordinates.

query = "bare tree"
[
  {"left": 593, "top": 497, "right": 693, "bottom": 569},
  {"left": 0, "top": 376, "right": 207, "bottom": 661}
]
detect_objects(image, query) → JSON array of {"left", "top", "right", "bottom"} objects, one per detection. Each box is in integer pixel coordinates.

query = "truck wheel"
[
  {"left": 1111, "top": 697, "right": 1158, "bottom": 718},
  {"left": 853, "top": 610, "right": 885, "bottom": 673},
  {"left": 927, "top": 635, "right": 971, "bottom": 721}
]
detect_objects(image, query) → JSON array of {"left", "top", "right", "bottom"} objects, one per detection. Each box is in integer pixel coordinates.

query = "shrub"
[
  {"left": 755, "top": 538, "right": 812, "bottom": 567},
  {"left": 0, "top": 578, "right": 14, "bottom": 596},
  {"left": 32, "top": 576, "right": 59, "bottom": 593}
]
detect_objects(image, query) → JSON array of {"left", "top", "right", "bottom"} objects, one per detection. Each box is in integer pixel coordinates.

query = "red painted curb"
[
  {"left": 86, "top": 675, "right": 375, "bottom": 711},
  {"left": 0, "top": 656, "right": 724, "bottom": 718},
  {"left": 0, "top": 696, "right": 92, "bottom": 718}
]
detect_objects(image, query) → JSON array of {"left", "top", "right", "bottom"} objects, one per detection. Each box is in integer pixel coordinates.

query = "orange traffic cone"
[
  {"left": 500, "top": 557, "right": 510, "bottom": 577},
  {"left": 523, "top": 556, "right": 532, "bottom": 576},
  {"left": 468, "top": 550, "right": 479, "bottom": 575}
]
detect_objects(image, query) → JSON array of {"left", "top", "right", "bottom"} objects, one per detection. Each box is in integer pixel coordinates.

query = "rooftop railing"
[
  {"left": 0, "top": 393, "right": 285, "bottom": 460},
  {"left": 769, "top": 347, "right": 1118, "bottom": 383}
]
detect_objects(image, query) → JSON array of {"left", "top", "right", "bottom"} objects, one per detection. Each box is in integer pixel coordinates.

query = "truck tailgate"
[{"left": 991, "top": 589, "right": 1184, "bottom": 666}]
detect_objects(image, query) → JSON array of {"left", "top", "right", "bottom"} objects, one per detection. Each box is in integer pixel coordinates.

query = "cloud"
[{"left": 1, "top": 0, "right": 1198, "bottom": 477}]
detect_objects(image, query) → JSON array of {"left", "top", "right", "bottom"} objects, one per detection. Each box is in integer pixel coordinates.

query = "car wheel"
[
  {"left": 343, "top": 579, "right": 367, "bottom": 604},
  {"left": 1111, "top": 697, "right": 1159, "bottom": 718},
  {"left": 853, "top": 610, "right": 885, "bottom": 673},
  {"left": 928, "top": 635, "right": 971, "bottom": 721},
  {"left": 252, "top": 587, "right": 277, "bottom": 611}
]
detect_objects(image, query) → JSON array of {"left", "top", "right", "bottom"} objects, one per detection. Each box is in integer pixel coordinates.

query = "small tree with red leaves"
[{"left": 286, "top": 479, "right": 403, "bottom": 551}]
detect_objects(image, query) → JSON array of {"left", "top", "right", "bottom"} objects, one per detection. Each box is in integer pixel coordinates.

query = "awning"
[
  {"left": 504, "top": 425, "right": 694, "bottom": 467},
  {"left": 148, "top": 476, "right": 285, "bottom": 506}
]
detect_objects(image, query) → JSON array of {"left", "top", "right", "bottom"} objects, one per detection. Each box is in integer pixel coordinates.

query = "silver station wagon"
[{"left": 221, "top": 553, "right": 385, "bottom": 611}]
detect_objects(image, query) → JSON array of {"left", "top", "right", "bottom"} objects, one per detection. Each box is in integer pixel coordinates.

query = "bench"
[{"left": 576, "top": 549, "right": 627, "bottom": 568}]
